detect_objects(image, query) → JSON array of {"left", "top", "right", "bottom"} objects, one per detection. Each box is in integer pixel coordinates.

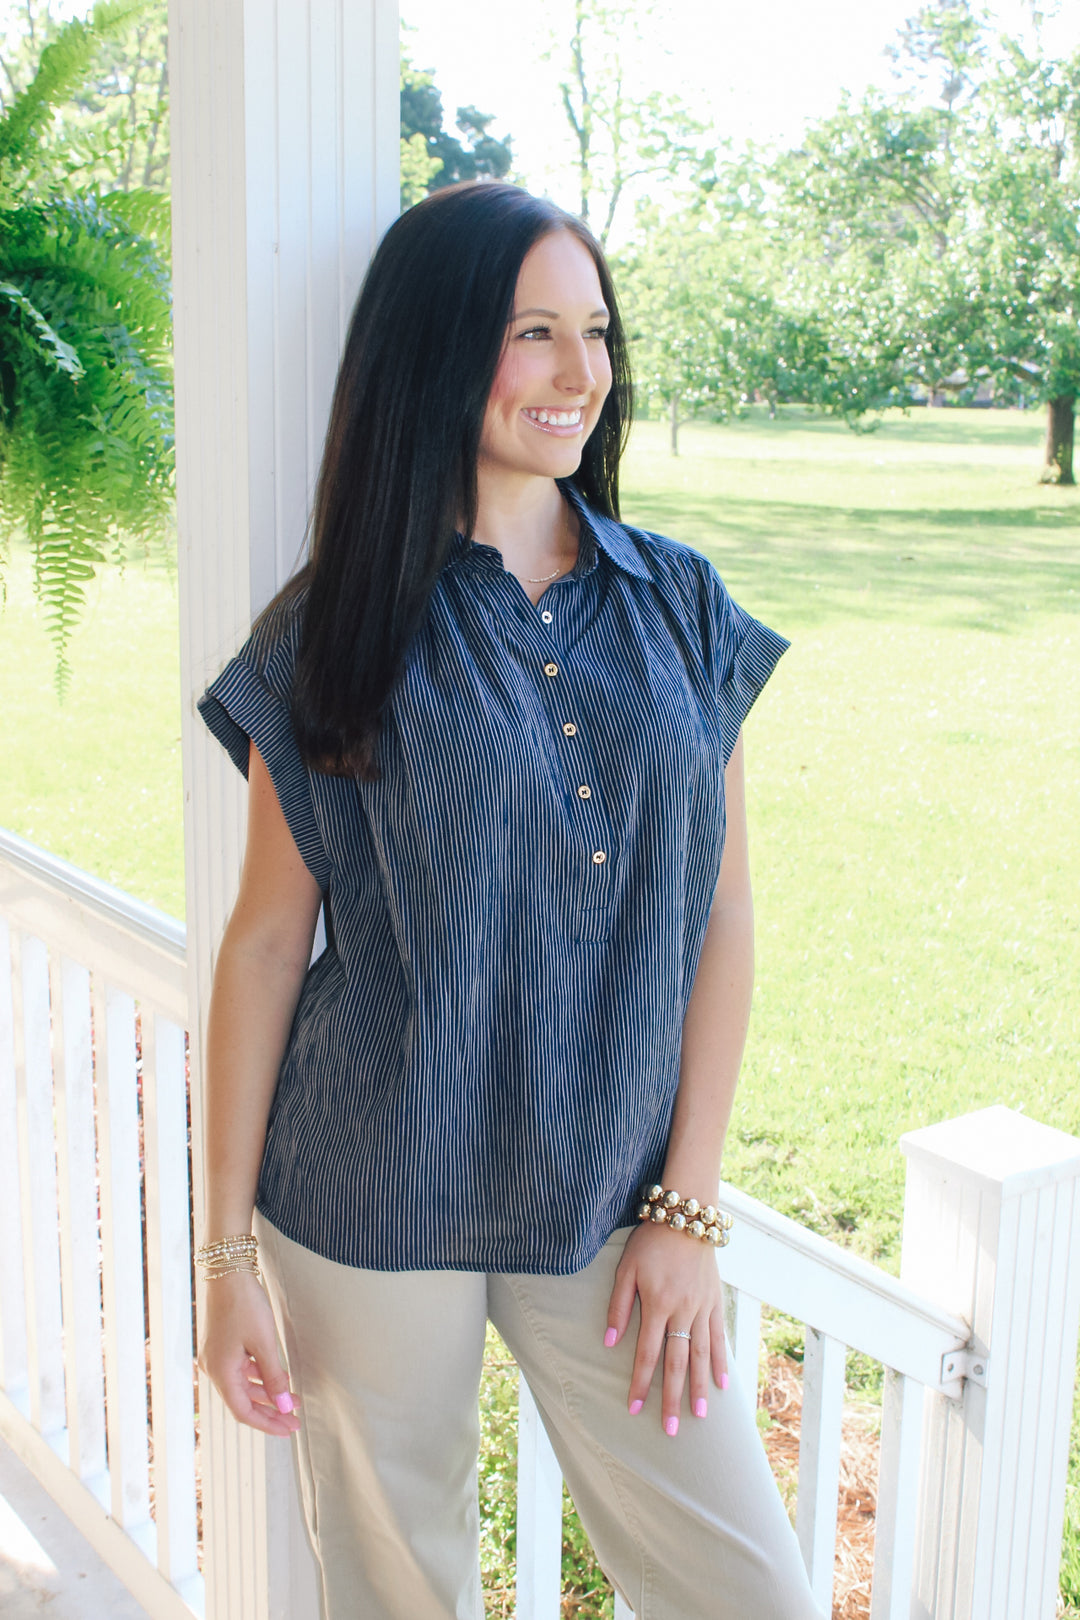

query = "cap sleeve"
[
  {"left": 197, "top": 596, "right": 331, "bottom": 891},
  {"left": 705, "top": 565, "right": 789, "bottom": 766}
]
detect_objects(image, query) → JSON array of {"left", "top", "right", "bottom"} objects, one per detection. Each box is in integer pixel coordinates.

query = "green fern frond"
[
  {"left": 0, "top": 1, "right": 150, "bottom": 170},
  {"left": 0, "top": 281, "right": 84, "bottom": 377}
]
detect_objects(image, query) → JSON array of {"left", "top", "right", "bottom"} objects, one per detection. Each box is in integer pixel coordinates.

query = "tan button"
[
  {"left": 562, "top": 722, "right": 577, "bottom": 736},
  {"left": 544, "top": 662, "right": 559, "bottom": 677},
  {"left": 577, "top": 785, "right": 592, "bottom": 800},
  {"left": 541, "top": 610, "right": 553, "bottom": 624},
  {"left": 592, "top": 850, "right": 607, "bottom": 864}
]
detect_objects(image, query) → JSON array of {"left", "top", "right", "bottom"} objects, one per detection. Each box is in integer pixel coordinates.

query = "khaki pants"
[{"left": 255, "top": 1213, "right": 823, "bottom": 1620}]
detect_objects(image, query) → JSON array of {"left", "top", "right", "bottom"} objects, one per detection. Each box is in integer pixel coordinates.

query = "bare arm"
[
  {"left": 606, "top": 732, "right": 753, "bottom": 1432},
  {"left": 661, "top": 727, "right": 753, "bottom": 1197},
  {"left": 197, "top": 740, "right": 322, "bottom": 1435}
]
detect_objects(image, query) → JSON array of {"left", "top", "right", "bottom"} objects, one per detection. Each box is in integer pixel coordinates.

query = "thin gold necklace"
[{"left": 526, "top": 564, "right": 564, "bottom": 583}]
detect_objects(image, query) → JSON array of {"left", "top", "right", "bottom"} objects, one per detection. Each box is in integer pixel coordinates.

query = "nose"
[{"left": 554, "top": 332, "right": 599, "bottom": 398}]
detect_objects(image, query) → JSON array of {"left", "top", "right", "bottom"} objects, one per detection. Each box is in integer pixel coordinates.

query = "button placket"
[{"left": 536, "top": 654, "right": 613, "bottom": 930}]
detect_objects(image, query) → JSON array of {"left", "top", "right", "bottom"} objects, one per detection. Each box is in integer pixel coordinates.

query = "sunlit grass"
[{"left": 2, "top": 403, "right": 1079, "bottom": 1611}]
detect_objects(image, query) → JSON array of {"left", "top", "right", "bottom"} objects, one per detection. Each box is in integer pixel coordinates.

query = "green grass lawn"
[{"left": 2, "top": 403, "right": 1079, "bottom": 1609}]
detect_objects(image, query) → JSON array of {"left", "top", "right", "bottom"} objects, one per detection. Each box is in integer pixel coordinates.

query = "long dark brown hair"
[{"left": 284, "top": 182, "right": 633, "bottom": 779}]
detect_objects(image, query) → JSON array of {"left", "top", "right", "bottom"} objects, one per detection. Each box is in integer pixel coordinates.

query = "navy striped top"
[{"left": 198, "top": 484, "right": 788, "bottom": 1273}]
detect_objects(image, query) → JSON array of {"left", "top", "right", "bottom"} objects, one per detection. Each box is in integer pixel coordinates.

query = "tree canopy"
[{"left": 614, "top": 0, "right": 1078, "bottom": 479}]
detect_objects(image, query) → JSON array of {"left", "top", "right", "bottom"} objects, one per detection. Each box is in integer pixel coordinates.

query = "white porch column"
[
  {"left": 169, "top": 3, "right": 399, "bottom": 1616},
  {"left": 900, "top": 1105, "right": 1080, "bottom": 1620}
]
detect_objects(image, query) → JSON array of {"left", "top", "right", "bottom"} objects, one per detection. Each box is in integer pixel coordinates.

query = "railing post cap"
[{"left": 901, "top": 1105, "right": 1080, "bottom": 1197}]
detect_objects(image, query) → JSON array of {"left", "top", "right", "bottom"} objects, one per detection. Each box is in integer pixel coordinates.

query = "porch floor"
[{"left": 0, "top": 1438, "right": 152, "bottom": 1618}]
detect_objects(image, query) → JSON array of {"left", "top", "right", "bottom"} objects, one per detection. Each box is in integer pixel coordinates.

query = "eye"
[
  {"left": 587, "top": 325, "right": 610, "bottom": 340},
  {"left": 516, "top": 324, "right": 553, "bottom": 340}
]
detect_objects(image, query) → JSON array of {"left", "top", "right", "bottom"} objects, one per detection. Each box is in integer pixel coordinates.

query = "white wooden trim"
[
  {"left": 901, "top": 1106, "right": 1080, "bottom": 1619},
  {"left": 0, "top": 829, "right": 186, "bottom": 1020},
  {"left": 729, "top": 1289, "right": 762, "bottom": 1399},
  {"left": 0, "top": 916, "right": 28, "bottom": 1403},
  {"left": 717, "top": 1180, "right": 968, "bottom": 1385},
  {"left": 0, "top": 1390, "right": 203, "bottom": 1620},
  {"left": 796, "top": 1327, "right": 845, "bottom": 1610},
  {"left": 515, "top": 1377, "right": 563, "bottom": 1620},
  {"left": 94, "top": 983, "right": 153, "bottom": 1542},
  {"left": 51, "top": 954, "right": 108, "bottom": 1492},
  {"left": 16, "top": 933, "right": 66, "bottom": 1439},
  {"left": 871, "top": 1370, "right": 923, "bottom": 1619},
  {"left": 143, "top": 1015, "right": 200, "bottom": 1591}
]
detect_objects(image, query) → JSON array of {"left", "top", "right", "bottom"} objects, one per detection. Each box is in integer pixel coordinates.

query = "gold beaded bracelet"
[
  {"left": 196, "top": 1234, "right": 262, "bottom": 1282},
  {"left": 636, "top": 1185, "right": 734, "bottom": 1248}
]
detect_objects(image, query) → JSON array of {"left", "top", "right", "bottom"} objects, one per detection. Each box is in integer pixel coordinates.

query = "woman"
[{"left": 197, "top": 182, "right": 821, "bottom": 1620}]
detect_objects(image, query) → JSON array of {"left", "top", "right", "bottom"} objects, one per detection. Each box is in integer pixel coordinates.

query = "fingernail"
[
  {"left": 604, "top": 1327, "right": 618, "bottom": 1348},
  {"left": 694, "top": 1397, "right": 707, "bottom": 1418},
  {"left": 629, "top": 1398, "right": 644, "bottom": 1415},
  {"left": 665, "top": 1415, "right": 679, "bottom": 1436},
  {"left": 275, "top": 1392, "right": 295, "bottom": 1414},
  {"left": 720, "top": 1373, "right": 729, "bottom": 1391}
]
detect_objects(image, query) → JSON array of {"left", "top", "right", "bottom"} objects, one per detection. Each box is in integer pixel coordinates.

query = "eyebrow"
[{"left": 511, "top": 307, "right": 610, "bottom": 321}]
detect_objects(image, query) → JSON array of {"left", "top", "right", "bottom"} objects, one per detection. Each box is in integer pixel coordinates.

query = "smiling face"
[{"left": 478, "top": 229, "right": 613, "bottom": 487}]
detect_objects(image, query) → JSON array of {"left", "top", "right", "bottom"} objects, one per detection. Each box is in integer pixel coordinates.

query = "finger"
[
  {"left": 710, "top": 1307, "right": 730, "bottom": 1392},
  {"left": 214, "top": 1354, "right": 300, "bottom": 1436},
  {"left": 627, "top": 1310, "right": 667, "bottom": 1414},
  {"left": 245, "top": 1340, "right": 301, "bottom": 1421},
  {"left": 661, "top": 1332, "right": 690, "bottom": 1435},
  {"left": 605, "top": 1256, "right": 639, "bottom": 1347},
  {"left": 689, "top": 1320, "right": 712, "bottom": 1417}
]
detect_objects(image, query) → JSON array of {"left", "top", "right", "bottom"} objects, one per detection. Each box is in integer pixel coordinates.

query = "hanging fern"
[{"left": 0, "top": 0, "right": 172, "bottom": 693}]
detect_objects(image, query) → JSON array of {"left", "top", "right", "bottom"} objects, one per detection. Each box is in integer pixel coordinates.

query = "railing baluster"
[
  {"left": 94, "top": 981, "right": 154, "bottom": 1551},
  {"left": 15, "top": 933, "right": 66, "bottom": 1440},
  {"left": 870, "top": 1368, "right": 923, "bottom": 1618},
  {"left": 516, "top": 1374, "right": 563, "bottom": 1620},
  {"left": 0, "top": 917, "right": 28, "bottom": 1407},
  {"left": 143, "top": 1013, "right": 200, "bottom": 1598},
  {"left": 51, "top": 954, "right": 107, "bottom": 1494},
  {"left": 796, "top": 1327, "right": 845, "bottom": 1612},
  {"left": 730, "top": 1289, "right": 762, "bottom": 1400}
]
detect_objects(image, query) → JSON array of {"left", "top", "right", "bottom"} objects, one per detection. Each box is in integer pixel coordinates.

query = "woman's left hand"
[{"left": 605, "top": 1222, "right": 728, "bottom": 1434}]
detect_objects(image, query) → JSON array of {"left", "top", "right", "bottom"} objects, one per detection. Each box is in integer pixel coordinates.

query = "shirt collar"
[
  {"left": 444, "top": 482, "right": 653, "bottom": 582},
  {"left": 559, "top": 481, "right": 653, "bottom": 581}
]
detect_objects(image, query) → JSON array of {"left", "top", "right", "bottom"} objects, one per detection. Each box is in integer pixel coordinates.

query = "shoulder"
[
  {"left": 238, "top": 580, "right": 308, "bottom": 699},
  {"left": 609, "top": 516, "right": 723, "bottom": 626}
]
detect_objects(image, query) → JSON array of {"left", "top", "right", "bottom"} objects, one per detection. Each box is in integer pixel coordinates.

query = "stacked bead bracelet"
[
  {"left": 196, "top": 1234, "right": 261, "bottom": 1282},
  {"left": 636, "top": 1185, "right": 734, "bottom": 1248}
]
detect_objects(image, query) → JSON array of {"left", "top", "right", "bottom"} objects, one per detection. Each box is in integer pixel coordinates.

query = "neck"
[{"left": 471, "top": 469, "right": 569, "bottom": 560}]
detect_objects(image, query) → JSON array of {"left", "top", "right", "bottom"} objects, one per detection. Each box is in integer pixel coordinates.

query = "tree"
[
  {"left": 967, "top": 40, "right": 1080, "bottom": 482},
  {"left": 399, "top": 50, "right": 512, "bottom": 212},
  {"left": 773, "top": 2, "right": 1079, "bottom": 480},
  {"left": 553, "top": 0, "right": 709, "bottom": 247},
  {"left": 0, "top": 0, "right": 169, "bottom": 196},
  {"left": 0, "top": 0, "right": 173, "bottom": 687}
]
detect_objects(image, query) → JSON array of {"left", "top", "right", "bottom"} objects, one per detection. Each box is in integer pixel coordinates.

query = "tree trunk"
[
  {"left": 670, "top": 394, "right": 680, "bottom": 457},
  {"left": 1041, "top": 396, "right": 1075, "bottom": 485}
]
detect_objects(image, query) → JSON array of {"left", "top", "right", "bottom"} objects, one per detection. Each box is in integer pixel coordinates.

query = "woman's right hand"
[{"left": 197, "top": 1272, "right": 301, "bottom": 1437}]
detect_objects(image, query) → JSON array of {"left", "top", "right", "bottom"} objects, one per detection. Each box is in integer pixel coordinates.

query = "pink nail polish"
[
  {"left": 629, "top": 1398, "right": 644, "bottom": 1415},
  {"left": 665, "top": 1415, "right": 679, "bottom": 1436},
  {"left": 604, "top": 1327, "right": 618, "bottom": 1348},
  {"left": 720, "top": 1373, "right": 729, "bottom": 1391},
  {"left": 275, "top": 1392, "right": 295, "bottom": 1414},
  {"left": 694, "top": 1398, "right": 707, "bottom": 1418}
]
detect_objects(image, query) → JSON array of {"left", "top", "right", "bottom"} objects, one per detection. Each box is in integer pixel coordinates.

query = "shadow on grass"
[
  {"left": 674, "top": 404, "right": 1048, "bottom": 452},
  {"left": 622, "top": 493, "right": 1080, "bottom": 631}
]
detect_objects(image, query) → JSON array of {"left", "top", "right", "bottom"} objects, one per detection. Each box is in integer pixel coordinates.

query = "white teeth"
[{"left": 525, "top": 407, "right": 583, "bottom": 426}]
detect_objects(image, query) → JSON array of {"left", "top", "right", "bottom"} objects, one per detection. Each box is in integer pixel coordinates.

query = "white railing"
[
  {"left": 0, "top": 828, "right": 200, "bottom": 1620},
  {"left": 2, "top": 827, "right": 1079, "bottom": 1620}
]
